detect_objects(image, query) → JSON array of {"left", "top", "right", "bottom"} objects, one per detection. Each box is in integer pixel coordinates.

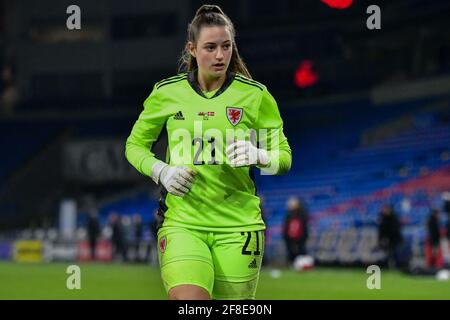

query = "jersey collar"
[{"left": 188, "top": 70, "right": 235, "bottom": 99}]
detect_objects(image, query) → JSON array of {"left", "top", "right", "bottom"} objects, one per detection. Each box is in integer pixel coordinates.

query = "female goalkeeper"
[{"left": 125, "top": 4, "right": 292, "bottom": 300}]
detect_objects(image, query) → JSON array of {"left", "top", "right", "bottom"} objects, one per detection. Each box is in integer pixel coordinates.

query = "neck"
[{"left": 197, "top": 70, "right": 226, "bottom": 92}]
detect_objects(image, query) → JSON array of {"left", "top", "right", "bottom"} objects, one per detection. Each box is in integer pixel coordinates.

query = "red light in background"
[
  {"left": 294, "top": 60, "right": 318, "bottom": 89},
  {"left": 321, "top": 0, "right": 353, "bottom": 10}
]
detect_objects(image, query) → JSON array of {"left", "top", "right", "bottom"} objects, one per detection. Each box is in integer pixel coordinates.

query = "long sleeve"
[
  {"left": 255, "top": 87, "right": 292, "bottom": 175},
  {"left": 125, "top": 86, "right": 168, "bottom": 178}
]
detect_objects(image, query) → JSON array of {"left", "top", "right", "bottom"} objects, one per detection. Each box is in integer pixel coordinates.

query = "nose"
[{"left": 216, "top": 47, "right": 224, "bottom": 60}]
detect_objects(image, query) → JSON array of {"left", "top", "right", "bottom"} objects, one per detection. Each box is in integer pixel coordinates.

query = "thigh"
[
  {"left": 211, "top": 230, "right": 265, "bottom": 300},
  {"left": 158, "top": 227, "right": 214, "bottom": 296}
]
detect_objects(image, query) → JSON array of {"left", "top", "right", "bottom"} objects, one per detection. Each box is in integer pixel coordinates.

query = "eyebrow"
[{"left": 203, "top": 40, "right": 231, "bottom": 45}]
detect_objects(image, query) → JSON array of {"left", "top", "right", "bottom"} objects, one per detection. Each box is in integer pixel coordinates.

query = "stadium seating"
[{"left": 260, "top": 107, "right": 450, "bottom": 265}]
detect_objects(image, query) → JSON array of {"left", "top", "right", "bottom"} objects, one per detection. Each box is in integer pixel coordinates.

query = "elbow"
[
  {"left": 273, "top": 161, "right": 291, "bottom": 176},
  {"left": 279, "top": 160, "right": 292, "bottom": 175},
  {"left": 275, "top": 150, "right": 292, "bottom": 175},
  {"left": 260, "top": 155, "right": 291, "bottom": 176},
  {"left": 124, "top": 139, "right": 133, "bottom": 164}
]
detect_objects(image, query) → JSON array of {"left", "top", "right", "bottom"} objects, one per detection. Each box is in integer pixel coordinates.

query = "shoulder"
[
  {"left": 154, "top": 72, "right": 188, "bottom": 91},
  {"left": 143, "top": 73, "right": 188, "bottom": 106},
  {"left": 233, "top": 73, "right": 266, "bottom": 92}
]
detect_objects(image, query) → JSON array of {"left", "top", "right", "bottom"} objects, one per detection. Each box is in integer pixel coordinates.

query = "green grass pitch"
[{"left": 0, "top": 262, "right": 449, "bottom": 299}]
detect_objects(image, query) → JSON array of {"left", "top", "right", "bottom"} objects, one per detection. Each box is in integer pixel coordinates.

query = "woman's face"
[{"left": 189, "top": 25, "right": 233, "bottom": 79}]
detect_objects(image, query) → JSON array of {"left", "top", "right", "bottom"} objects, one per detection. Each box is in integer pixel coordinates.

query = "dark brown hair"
[{"left": 178, "top": 4, "right": 252, "bottom": 78}]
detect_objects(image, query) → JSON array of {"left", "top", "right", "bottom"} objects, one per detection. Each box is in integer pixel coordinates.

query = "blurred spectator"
[
  {"left": 443, "top": 192, "right": 450, "bottom": 241},
  {"left": 447, "top": 215, "right": 450, "bottom": 244},
  {"left": 87, "top": 210, "right": 100, "bottom": 261},
  {"left": 121, "top": 215, "right": 131, "bottom": 260},
  {"left": 0, "top": 64, "right": 19, "bottom": 116},
  {"left": 109, "top": 212, "right": 127, "bottom": 262},
  {"left": 427, "top": 209, "right": 441, "bottom": 269},
  {"left": 378, "top": 204, "right": 403, "bottom": 269},
  {"left": 283, "top": 196, "right": 309, "bottom": 265},
  {"left": 132, "top": 213, "right": 143, "bottom": 262}
]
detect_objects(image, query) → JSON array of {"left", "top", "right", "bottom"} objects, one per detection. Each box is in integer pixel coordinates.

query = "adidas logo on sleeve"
[{"left": 173, "top": 111, "right": 185, "bottom": 120}]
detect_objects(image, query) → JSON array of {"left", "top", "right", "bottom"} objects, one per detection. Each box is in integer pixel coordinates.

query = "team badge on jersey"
[
  {"left": 159, "top": 236, "right": 167, "bottom": 253},
  {"left": 226, "top": 107, "right": 243, "bottom": 126}
]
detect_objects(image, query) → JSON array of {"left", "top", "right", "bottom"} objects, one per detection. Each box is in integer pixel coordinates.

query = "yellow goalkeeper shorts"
[{"left": 157, "top": 226, "right": 264, "bottom": 300}]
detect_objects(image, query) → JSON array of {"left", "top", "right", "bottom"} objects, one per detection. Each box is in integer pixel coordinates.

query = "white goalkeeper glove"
[
  {"left": 226, "top": 140, "right": 270, "bottom": 168},
  {"left": 151, "top": 161, "right": 196, "bottom": 197}
]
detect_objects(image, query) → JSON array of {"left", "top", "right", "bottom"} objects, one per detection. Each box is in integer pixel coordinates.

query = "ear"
[{"left": 187, "top": 42, "right": 196, "bottom": 58}]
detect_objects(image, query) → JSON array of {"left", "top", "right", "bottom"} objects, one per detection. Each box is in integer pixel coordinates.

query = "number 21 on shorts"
[{"left": 241, "top": 231, "right": 262, "bottom": 256}]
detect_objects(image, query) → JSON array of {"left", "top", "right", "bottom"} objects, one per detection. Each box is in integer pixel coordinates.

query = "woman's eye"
[
  {"left": 223, "top": 44, "right": 231, "bottom": 50},
  {"left": 206, "top": 46, "right": 215, "bottom": 51}
]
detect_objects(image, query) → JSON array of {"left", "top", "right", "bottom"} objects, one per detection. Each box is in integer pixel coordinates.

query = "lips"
[{"left": 213, "top": 64, "right": 225, "bottom": 71}]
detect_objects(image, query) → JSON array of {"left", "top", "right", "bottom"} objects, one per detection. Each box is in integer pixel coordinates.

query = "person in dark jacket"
[
  {"left": 109, "top": 212, "right": 127, "bottom": 262},
  {"left": 283, "top": 197, "right": 309, "bottom": 265},
  {"left": 443, "top": 192, "right": 450, "bottom": 241},
  {"left": 427, "top": 208, "right": 441, "bottom": 268},
  {"left": 378, "top": 204, "right": 403, "bottom": 268},
  {"left": 87, "top": 210, "right": 101, "bottom": 261}
]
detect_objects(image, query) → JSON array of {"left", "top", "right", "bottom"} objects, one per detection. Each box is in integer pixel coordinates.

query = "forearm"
[
  {"left": 125, "top": 137, "right": 165, "bottom": 180},
  {"left": 257, "top": 129, "right": 292, "bottom": 175}
]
